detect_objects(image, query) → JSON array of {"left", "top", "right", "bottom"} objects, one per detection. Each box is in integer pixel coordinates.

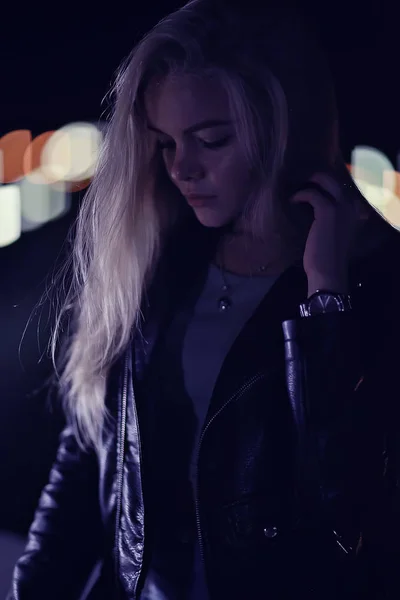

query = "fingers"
[
  {"left": 308, "top": 173, "right": 345, "bottom": 204},
  {"left": 290, "top": 167, "right": 373, "bottom": 226},
  {"left": 290, "top": 187, "right": 337, "bottom": 219},
  {"left": 292, "top": 170, "right": 370, "bottom": 220},
  {"left": 310, "top": 169, "right": 371, "bottom": 218}
]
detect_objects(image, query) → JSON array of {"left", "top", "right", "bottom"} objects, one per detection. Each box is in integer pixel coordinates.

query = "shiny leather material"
[{"left": 8, "top": 213, "right": 400, "bottom": 599}]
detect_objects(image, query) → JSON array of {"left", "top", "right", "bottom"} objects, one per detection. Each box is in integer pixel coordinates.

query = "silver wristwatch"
[{"left": 299, "top": 289, "right": 352, "bottom": 318}]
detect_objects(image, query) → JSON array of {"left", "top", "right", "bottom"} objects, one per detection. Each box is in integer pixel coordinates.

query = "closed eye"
[
  {"left": 157, "top": 136, "right": 232, "bottom": 151},
  {"left": 203, "top": 136, "right": 231, "bottom": 149}
]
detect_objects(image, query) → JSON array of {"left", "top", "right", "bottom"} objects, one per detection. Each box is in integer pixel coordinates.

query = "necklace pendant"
[{"left": 218, "top": 296, "right": 232, "bottom": 312}]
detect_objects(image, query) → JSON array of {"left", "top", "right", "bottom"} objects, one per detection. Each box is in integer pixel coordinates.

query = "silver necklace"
[
  {"left": 215, "top": 241, "right": 270, "bottom": 313},
  {"left": 217, "top": 265, "right": 268, "bottom": 313}
]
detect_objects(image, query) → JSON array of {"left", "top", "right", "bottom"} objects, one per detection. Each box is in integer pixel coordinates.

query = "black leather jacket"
[{"left": 8, "top": 214, "right": 400, "bottom": 600}]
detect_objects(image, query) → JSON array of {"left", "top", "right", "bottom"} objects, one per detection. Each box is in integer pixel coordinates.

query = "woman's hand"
[{"left": 290, "top": 171, "right": 370, "bottom": 297}]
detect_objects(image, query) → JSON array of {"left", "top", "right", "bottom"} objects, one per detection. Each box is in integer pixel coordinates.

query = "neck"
[{"left": 213, "top": 230, "right": 303, "bottom": 277}]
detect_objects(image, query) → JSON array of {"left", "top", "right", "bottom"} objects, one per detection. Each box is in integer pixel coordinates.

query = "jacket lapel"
[{"left": 204, "top": 261, "right": 308, "bottom": 423}]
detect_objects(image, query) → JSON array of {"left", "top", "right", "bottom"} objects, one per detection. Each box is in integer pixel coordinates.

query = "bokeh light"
[
  {"left": 0, "top": 122, "right": 104, "bottom": 245},
  {"left": 40, "top": 122, "right": 103, "bottom": 184},
  {"left": 0, "top": 130, "right": 32, "bottom": 184},
  {"left": 0, "top": 185, "right": 21, "bottom": 247},
  {"left": 20, "top": 178, "right": 71, "bottom": 231},
  {"left": 1, "top": 119, "right": 400, "bottom": 247},
  {"left": 351, "top": 146, "right": 400, "bottom": 230}
]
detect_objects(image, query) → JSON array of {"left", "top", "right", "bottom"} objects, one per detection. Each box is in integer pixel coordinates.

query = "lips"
[{"left": 185, "top": 195, "right": 216, "bottom": 207}]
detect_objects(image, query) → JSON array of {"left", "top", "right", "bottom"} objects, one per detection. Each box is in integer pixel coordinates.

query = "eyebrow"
[{"left": 147, "top": 119, "right": 233, "bottom": 135}]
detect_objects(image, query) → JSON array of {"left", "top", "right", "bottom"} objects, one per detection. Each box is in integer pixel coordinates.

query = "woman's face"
[{"left": 144, "top": 73, "right": 256, "bottom": 229}]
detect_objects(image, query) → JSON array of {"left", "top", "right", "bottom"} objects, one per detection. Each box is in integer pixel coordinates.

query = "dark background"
[{"left": 0, "top": 0, "right": 398, "bottom": 537}]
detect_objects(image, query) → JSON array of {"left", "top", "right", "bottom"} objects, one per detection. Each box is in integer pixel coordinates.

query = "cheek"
[{"left": 209, "top": 150, "right": 251, "bottom": 189}]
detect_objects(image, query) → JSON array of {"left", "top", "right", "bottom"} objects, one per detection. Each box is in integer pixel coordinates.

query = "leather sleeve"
[
  {"left": 7, "top": 425, "right": 104, "bottom": 600},
  {"left": 282, "top": 311, "right": 364, "bottom": 550},
  {"left": 282, "top": 308, "right": 400, "bottom": 593}
]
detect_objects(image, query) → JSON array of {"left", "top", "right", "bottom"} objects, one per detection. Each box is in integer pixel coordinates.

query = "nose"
[{"left": 169, "top": 148, "right": 203, "bottom": 183}]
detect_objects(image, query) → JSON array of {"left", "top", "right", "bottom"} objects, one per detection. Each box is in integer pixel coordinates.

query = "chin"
[
  {"left": 193, "top": 216, "right": 229, "bottom": 229},
  {"left": 191, "top": 208, "right": 232, "bottom": 229}
]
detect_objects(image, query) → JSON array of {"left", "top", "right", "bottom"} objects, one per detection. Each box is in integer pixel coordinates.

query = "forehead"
[{"left": 144, "top": 73, "right": 230, "bottom": 131}]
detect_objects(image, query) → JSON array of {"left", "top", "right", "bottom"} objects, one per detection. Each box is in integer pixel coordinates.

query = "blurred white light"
[
  {"left": 0, "top": 184, "right": 21, "bottom": 247},
  {"left": 20, "top": 178, "right": 71, "bottom": 230},
  {"left": 351, "top": 145, "right": 400, "bottom": 228},
  {"left": 40, "top": 122, "right": 102, "bottom": 184}
]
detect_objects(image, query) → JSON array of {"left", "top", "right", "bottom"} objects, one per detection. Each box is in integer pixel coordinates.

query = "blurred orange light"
[
  {"left": 23, "top": 131, "right": 56, "bottom": 183},
  {"left": 0, "top": 130, "right": 32, "bottom": 183}
]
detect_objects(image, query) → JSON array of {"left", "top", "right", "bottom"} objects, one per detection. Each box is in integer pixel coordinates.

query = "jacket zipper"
[
  {"left": 114, "top": 352, "right": 129, "bottom": 598},
  {"left": 194, "top": 371, "right": 267, "bottom": 564}
]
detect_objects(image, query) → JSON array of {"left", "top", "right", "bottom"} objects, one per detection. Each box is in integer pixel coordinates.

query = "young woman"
[{"left": 9, "top": 1, "right": 400, "bottom": 599}]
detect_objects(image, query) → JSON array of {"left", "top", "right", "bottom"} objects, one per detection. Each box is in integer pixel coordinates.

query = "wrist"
[{"left": 307, "top": 277, "right": 349, "bottom": 298}]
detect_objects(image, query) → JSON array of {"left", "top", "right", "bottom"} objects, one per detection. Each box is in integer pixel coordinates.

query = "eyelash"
[{"left": 157, "top": 136, "right": 231, "bottom": 151}]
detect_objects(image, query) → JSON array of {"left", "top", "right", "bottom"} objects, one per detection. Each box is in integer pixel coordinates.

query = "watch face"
[
  {"left": 310, "top": 292, "right": 340, "bottom": 314},
  {"left": 301, "top": 291, "right": 350, "bottom": 317}
]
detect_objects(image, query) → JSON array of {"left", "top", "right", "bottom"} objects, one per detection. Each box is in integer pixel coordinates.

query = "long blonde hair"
[{"left": 47, "top": 0, "right": 338, "bottom": 450}]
